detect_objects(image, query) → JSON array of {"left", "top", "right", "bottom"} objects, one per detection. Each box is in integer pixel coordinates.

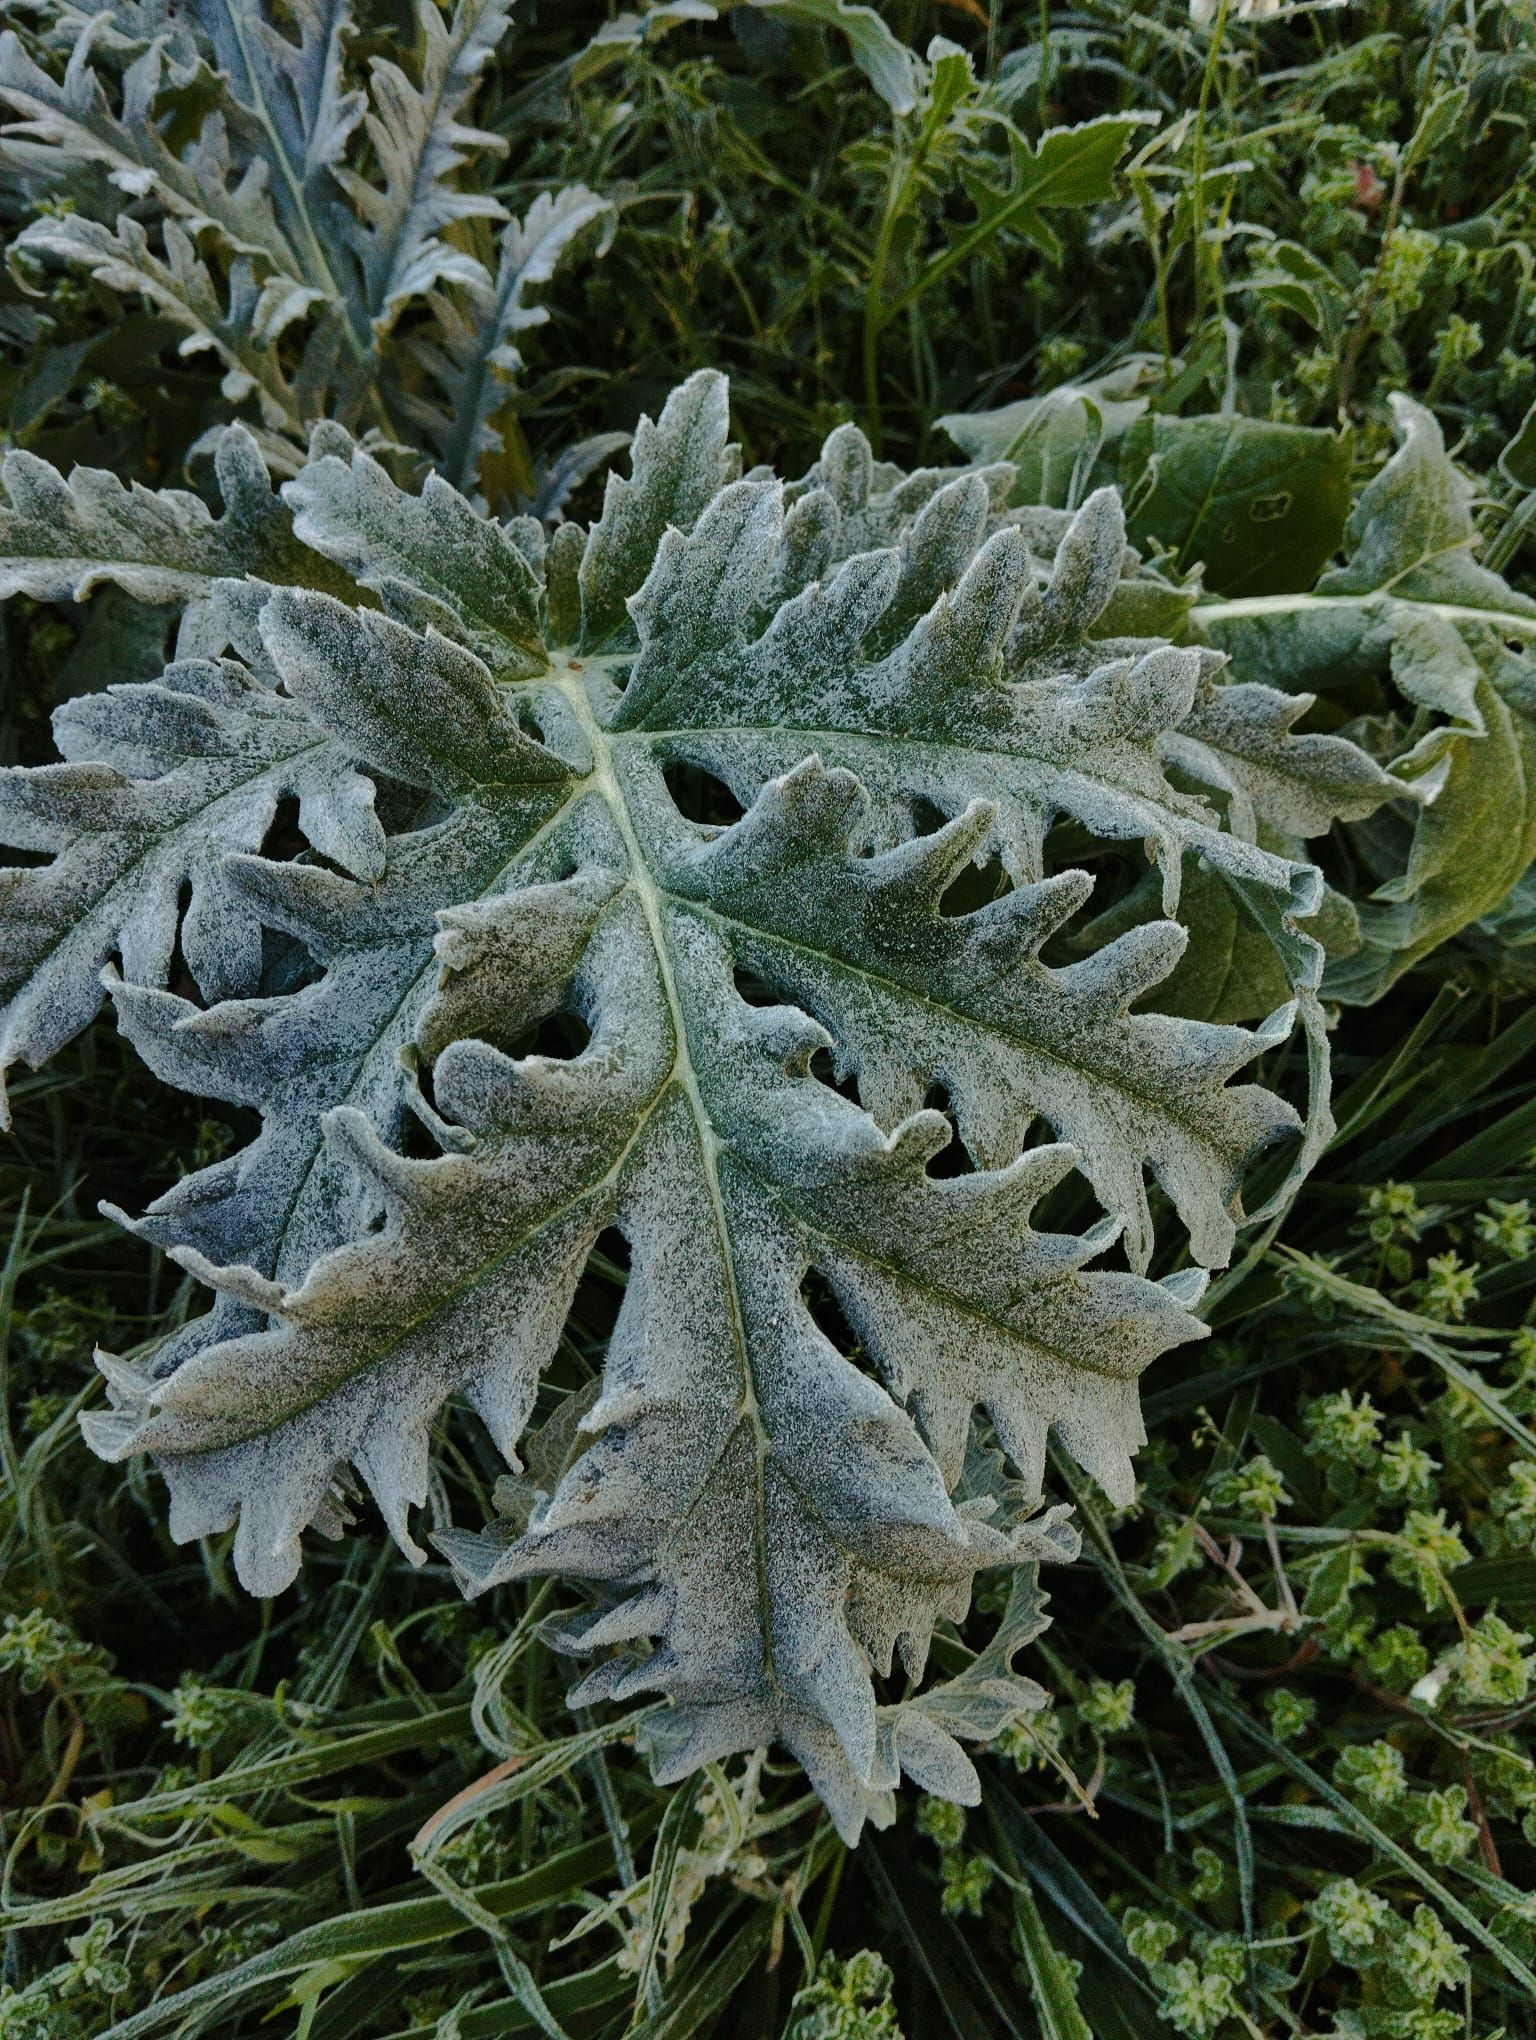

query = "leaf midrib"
[
  {"left": 1191, "top": 588, "right": 1536, "bottom": 634},
  {"left": 559, "top": 672, "right": 783, "bottom": 1693}
]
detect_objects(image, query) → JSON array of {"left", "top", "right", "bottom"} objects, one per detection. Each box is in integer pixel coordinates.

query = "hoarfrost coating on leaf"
[{"left": 0, "top": 374, "right": 1376, "bottom": 1835}]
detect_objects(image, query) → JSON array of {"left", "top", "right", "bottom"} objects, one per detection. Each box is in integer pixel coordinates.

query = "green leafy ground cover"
[{"left": 3, "top": 2, "right": 1536, "bottom": 2035}]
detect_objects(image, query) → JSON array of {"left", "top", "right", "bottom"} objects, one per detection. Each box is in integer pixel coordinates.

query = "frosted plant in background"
[
  {"left": 0, "top": 372, "right": 1390, "bottom": 1837},
  {"left": 1189, "top": 0, "right": 1346, "bottom": 25},
  {"left": 0, "top": 0, "right": 954, "bottom": 503},
  {"left": 0, "top": 0, "right": 612, "bottom": 504}
]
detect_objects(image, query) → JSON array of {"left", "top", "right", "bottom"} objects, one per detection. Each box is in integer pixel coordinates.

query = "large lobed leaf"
[{"left": 4, "top": 374, "right": 1369, "bottom": 1834}]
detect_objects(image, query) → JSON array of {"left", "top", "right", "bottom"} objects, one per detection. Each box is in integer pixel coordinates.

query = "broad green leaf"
[
  {"left": 882, "top": 114, "right": 1155, "bottom": 325},
  {"left": 1121, "top": 413, "right": 1352, "bottom": 598},
  {"left": 954, "top": 115, "right": 1155, "bottom": 265},
  {"left": 749, "top": 0, "right": 922, "bottom": 113},
  {"left": 1326, "top": 641, "right": 1536, "bottom": 1001},
  {"left": 1236, "top": 238, "right": 1349, "bottom": 337},
  {"left": 1500, "top": 395, "right": 1536, "bottom": 497}
]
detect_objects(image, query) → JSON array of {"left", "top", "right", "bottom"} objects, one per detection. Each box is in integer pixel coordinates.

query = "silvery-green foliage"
[
  {"left": 0, "top": 0, "right": 607, "bottom": 499},
  {"left": 3, "top": 374, "right": 1369, "bottom": 1835},
  {"left": 0, "top": 420, "right": 350, "bottom": 608}
]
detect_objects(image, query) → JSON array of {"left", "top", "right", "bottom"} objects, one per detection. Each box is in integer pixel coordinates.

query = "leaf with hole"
[{"left": 2, "top": 373, "right": 1365, "bottom": 1835}]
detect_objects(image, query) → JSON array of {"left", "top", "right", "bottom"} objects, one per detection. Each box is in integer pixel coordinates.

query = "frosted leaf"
[
  {"left": 11, "top": 214, "right": 318, "bottom": 430},
  {"left": 330, "top": 0, "right": 516, "bottom": 339},
  {"left": 0, "top": 27, "right": 308, "bottom": 279},
  {"left": 0, "top": 658, "right": 381, "bottom": 1121},
  {"left": 0, "top": 372, "right": 1365, "bottom": 1832},
  {"left": 399, "top": 186, "right": 613, "bottom": 497},
  {"left": 2, "top": 3, "right": 602, "bottom": 495},
  {"left": 282, "top": 438, "right": 547, "bottom": 671},
  {"left": 0, "top": 425, "right": 348, "bottom": 608}
]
